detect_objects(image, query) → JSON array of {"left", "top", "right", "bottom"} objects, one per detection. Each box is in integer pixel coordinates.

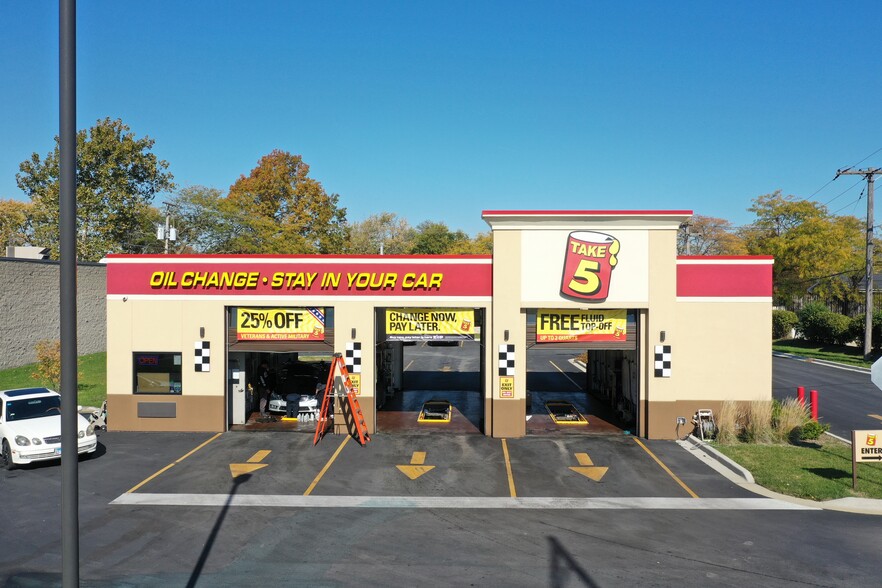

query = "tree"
[
  {"left": 678, "top": 215, "right": 746, "bottom": 255},
  {"left": 740, "top": 190, "right": 865, "bottom": 311},
  {"left": 16, "top": 117, "right": 175, "bottom": 261},
  {"left": 410, "top": 221, "right": 470, "bottom": 254},
  {"left": 0, "top": 199, "right": 32, "bottom": 249},
  {"left": 164, "top": 186, "right": 235, "bottom": 253},
  {"left": 447, "top": 231, "right": 493, "bottom": 254},
  {"left": 346, "top": 212, "right": 415, "bottom": 254},
  {"left": 31, "top": 340, "right": 61, "bottom": 392},
  {"left": 223, "top": 150, "right": 347, "bottom": 254}
]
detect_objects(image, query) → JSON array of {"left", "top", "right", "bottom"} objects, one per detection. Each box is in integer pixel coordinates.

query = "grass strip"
[
  {"left": 0, "top": 352, "right": 106, "bottom": 408},
  {"left": 714, "top": 438, "right": 882, "bottom": 501}
]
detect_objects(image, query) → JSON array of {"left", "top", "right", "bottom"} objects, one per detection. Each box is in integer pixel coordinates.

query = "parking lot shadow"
[
  {"left": 186, "top": 473, "right": 252, "bottom": 588},
  {"left": 549, "top": 536, "right": 599, "bottom": 587}
]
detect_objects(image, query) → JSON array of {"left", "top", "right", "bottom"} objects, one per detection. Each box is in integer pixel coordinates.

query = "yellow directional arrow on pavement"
[
  {"left": 869, "top": 414, "right": 882, "bottom": 423},
  {"left": 230, "top": 449, "right": 271, "bottom": 478},
  {"left": 569, "top": 452, "right": 608, "bottom": 482},
  {"left": 396, "top": 451, "right": 435, "bottom": 480}
]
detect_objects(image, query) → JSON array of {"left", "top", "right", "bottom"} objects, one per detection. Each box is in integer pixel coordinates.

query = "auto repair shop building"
[{"left": 103, "top": 210, "right": 773, "bottom": 439}]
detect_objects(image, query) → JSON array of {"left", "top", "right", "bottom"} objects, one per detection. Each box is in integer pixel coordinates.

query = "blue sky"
[{"left": 1, "top": 1, "right": 880, "bottom": 236}]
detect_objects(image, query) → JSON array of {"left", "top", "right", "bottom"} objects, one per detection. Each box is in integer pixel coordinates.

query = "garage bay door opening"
[
  {"left": 226, "top": 306, "right": 335, "bottom": 431},
  {"left": 375, "top": 307, "right": 486, "bottom": 434},
  {"left": 525, "top": 309, "right": 639, "bottom": 435}
]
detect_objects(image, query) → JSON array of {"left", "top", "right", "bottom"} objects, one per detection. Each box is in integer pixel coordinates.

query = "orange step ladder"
[{"left": 314, "top": 354, "right": 371, "bottom": 446}]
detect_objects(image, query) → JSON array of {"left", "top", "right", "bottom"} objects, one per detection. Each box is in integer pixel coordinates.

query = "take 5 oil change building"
[{"left": 103, "top": 210, "right": 773, "bottom": 439}]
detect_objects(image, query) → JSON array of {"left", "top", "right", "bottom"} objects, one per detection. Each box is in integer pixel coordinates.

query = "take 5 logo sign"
[{"left": 560, "top": 231, "right": 621, "bottom": 301}]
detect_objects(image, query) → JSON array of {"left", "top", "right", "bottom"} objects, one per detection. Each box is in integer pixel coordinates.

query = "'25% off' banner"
[{"left": 236, "top": 308, "right": 325, "bottom": 341}]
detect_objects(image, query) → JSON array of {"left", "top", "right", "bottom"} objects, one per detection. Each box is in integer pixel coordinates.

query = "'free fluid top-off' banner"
[{"left": 536, "top": 309, "right": 627, "bottom": 342}]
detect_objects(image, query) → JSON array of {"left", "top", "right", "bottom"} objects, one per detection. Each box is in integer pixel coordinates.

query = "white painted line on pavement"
[{"left": 111, "top": 493, "right": 818, "bottom": 510}]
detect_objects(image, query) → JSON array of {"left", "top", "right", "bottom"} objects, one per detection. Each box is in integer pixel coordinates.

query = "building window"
[{"left": 134, "top": 352, "right": 183, "bottom": 394}]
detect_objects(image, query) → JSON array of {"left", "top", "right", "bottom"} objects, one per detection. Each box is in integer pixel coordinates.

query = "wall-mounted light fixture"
[
  {"left": 200, "top": 327, "right": 205, "bottom": 339},
  {"left": 504, "top": 330, "right": 510, "bottom": 342},
  {"left": 351, "top": 328, "right": 357, "bottom": 339},
  {"left": 660, "top": 331, "right": 666, "bottom": 342}
]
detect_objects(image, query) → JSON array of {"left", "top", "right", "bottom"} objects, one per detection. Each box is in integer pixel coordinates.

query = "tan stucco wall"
[
  {"left": 483, "top": 213, "right": 770, "bottom": 440},
  {"left": 490, "top": 229, "right": 525, "bottom": 437},
  {"left": 107, "top": 295, "right": 494, "bottom": 434},
  {"left": 105, "top": 216, "right": 771, "bottom": 439}
]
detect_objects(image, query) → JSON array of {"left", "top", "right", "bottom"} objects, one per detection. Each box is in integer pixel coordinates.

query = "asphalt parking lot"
[
  {"left": 6, "top": 429, "right": 882, "bottom": 587},
  {"left": 109, "top": 429, "right": 758, "bottom": 502}
]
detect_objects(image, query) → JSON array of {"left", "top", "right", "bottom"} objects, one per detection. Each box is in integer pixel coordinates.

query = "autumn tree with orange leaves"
[{"left": 221, "top": 150, "right": 347, "bottom": 254}]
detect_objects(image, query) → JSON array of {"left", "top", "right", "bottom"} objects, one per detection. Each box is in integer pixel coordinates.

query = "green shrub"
[
  {"left": 799, "top": 420, "right": 830, "bottom": 440},
  {"left": 796, "top": 303, "right": 852, "bottom": 345},
  {"left": 824, "top": 313, "right": 853, "bottom": 345},
  {"left": 772, "top": 310, "right": 798, "bottom": 340},
  {"left": 848, "top": 310, "right": 882, "bottom": 351},
  {"left": 796, "top": 302, "right": 830, "bottom": 342}
]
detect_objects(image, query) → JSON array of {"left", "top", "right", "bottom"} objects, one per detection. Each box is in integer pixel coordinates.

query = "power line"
[
  {"left": 843, "top": 146, "right": 882, "bottom": 172},
  {"left": 807, "top": 146, "right": 882, "bottom": 201},
  {"left": 831, "top": 192, "right": 864, "bottom": 216},
  {"left": 823, "top": 177, "right": 865, "bottom": 207}
]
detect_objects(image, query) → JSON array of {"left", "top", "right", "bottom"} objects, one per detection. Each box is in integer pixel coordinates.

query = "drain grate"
[
  {"left": 418, "top": 400, "right": 452, "bottom": 423},
  {"left": 545, "top": 401, "right": 588, "bottom": 425}
]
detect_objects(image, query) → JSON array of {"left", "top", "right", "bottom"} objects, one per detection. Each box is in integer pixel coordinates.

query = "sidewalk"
[{"left": 678, "top": 434, "right": 882, "bottom": 516}]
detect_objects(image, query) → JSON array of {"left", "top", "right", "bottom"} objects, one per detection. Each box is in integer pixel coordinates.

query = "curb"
[
  {"left": 677, "top": 435, "right": 754, "bottom": 484},
  {"left": 678, "top": 435, "right": 882, "bottom": 516},
  {"left": 772, "top": 351, "right": 871, "bottom": 373}
]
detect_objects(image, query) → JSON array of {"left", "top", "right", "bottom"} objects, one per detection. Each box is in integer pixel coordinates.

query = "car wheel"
[{"left": 2, "top": 440, "right": 15, "bottom": 471}]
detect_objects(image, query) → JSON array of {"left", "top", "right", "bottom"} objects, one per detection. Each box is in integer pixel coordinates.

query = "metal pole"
[
  {"left": 59, "top": 0, "right": 80, "bottom": 586},
  {"left": 835, "top": 168, "right": 880, "bottom": 358},
  {"left": 867, "top": 174, "right": 875, "bottom": 358},
  {"left": 164, "top": 205, "right": 171, "bottom": 254}
]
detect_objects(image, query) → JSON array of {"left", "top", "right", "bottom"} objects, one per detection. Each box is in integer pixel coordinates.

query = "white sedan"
[{"left": 1, "top": 387, "right": 98, "bottom": 470}]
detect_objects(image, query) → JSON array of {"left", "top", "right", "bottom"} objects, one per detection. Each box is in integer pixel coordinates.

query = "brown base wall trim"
[
  {"left": 647, "top": 400, "right": 727, "bottom": 440},
  {"left": 107, "top": 394, "right": 224, "bottom": 432},
  {"left": 106, "top": 394, "right": 733, "bottom": 440},
  {"left": 491, "top": 399, "right": 526, "bottom": 438}
]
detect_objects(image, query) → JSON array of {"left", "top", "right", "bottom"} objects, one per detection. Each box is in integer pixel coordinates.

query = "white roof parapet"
[{"left": 481, "top": 210, "right": 693, "bottom": 230}]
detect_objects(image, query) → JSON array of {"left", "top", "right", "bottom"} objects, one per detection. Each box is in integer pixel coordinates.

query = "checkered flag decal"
[
  {"left": 345, "top": 342, "right": 362, "bottom": 373},
  {"left": 498, "top": 344, "right": 515, "bottom": 376},
  {"left": 654, "top": 345, "right": 671, "bottom": 378},
  {"left": 195, "top": 341, "right": 211, "bottom": 372}
]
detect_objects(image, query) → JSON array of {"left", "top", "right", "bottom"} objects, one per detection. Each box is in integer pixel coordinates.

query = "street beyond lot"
[{"left": 2, "top": 429, "right": 881, "bottom": 587}]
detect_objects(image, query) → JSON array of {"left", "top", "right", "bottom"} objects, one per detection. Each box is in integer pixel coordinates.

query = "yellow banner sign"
[
  {"left": 236, "top": 307, "right": 325, "bottom": 341},
  {"left": 537, "top": 309, "right": 626, "bottom": 342},
  {"left": 386, "top": 308, "right": 475, "bottom": 341}
]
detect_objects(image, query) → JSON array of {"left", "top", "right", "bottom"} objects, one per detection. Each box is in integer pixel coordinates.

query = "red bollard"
[
  {"left": 797, "top": 386, "right": 805, "bottom": 406},
  {"left": 810, "top": 389, "right": 818, "bottom": 421}
]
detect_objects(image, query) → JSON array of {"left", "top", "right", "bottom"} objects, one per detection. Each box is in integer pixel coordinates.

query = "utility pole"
[
  {"left": 835, "top": 167, "right": 881, "bottom": 358},
  {"left": 164, "top": 204, "right": 171, "bottom": 254},
  {"left": 158, "top": 202, "right": 177, "bottom": 254}
]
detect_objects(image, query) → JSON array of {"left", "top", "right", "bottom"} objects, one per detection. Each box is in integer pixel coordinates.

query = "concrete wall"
[{"left": 0, "top": 258, "right": 106, "bottom": 370}]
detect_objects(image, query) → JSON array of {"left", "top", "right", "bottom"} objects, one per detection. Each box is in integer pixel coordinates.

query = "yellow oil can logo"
[
  {"left": 560, "top": 231, "right": 620, "bottom": 301},
  {"left": 867, "top": 433, "right": 877, "bottom": 446}
]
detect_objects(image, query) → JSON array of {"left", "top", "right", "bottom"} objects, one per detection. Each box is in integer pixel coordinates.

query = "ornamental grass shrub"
[
  {"left": 712, "top": 399, "right": 831, "bottom": 446},
  {"left": 715, "top": 399, "right": 741, "bottom": 445},
  {"left": 742, "top": 400, "right": 774, "bottom": 444},
  {"left": 772, "top": 398, "right": 808, "bottom": 443}
]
